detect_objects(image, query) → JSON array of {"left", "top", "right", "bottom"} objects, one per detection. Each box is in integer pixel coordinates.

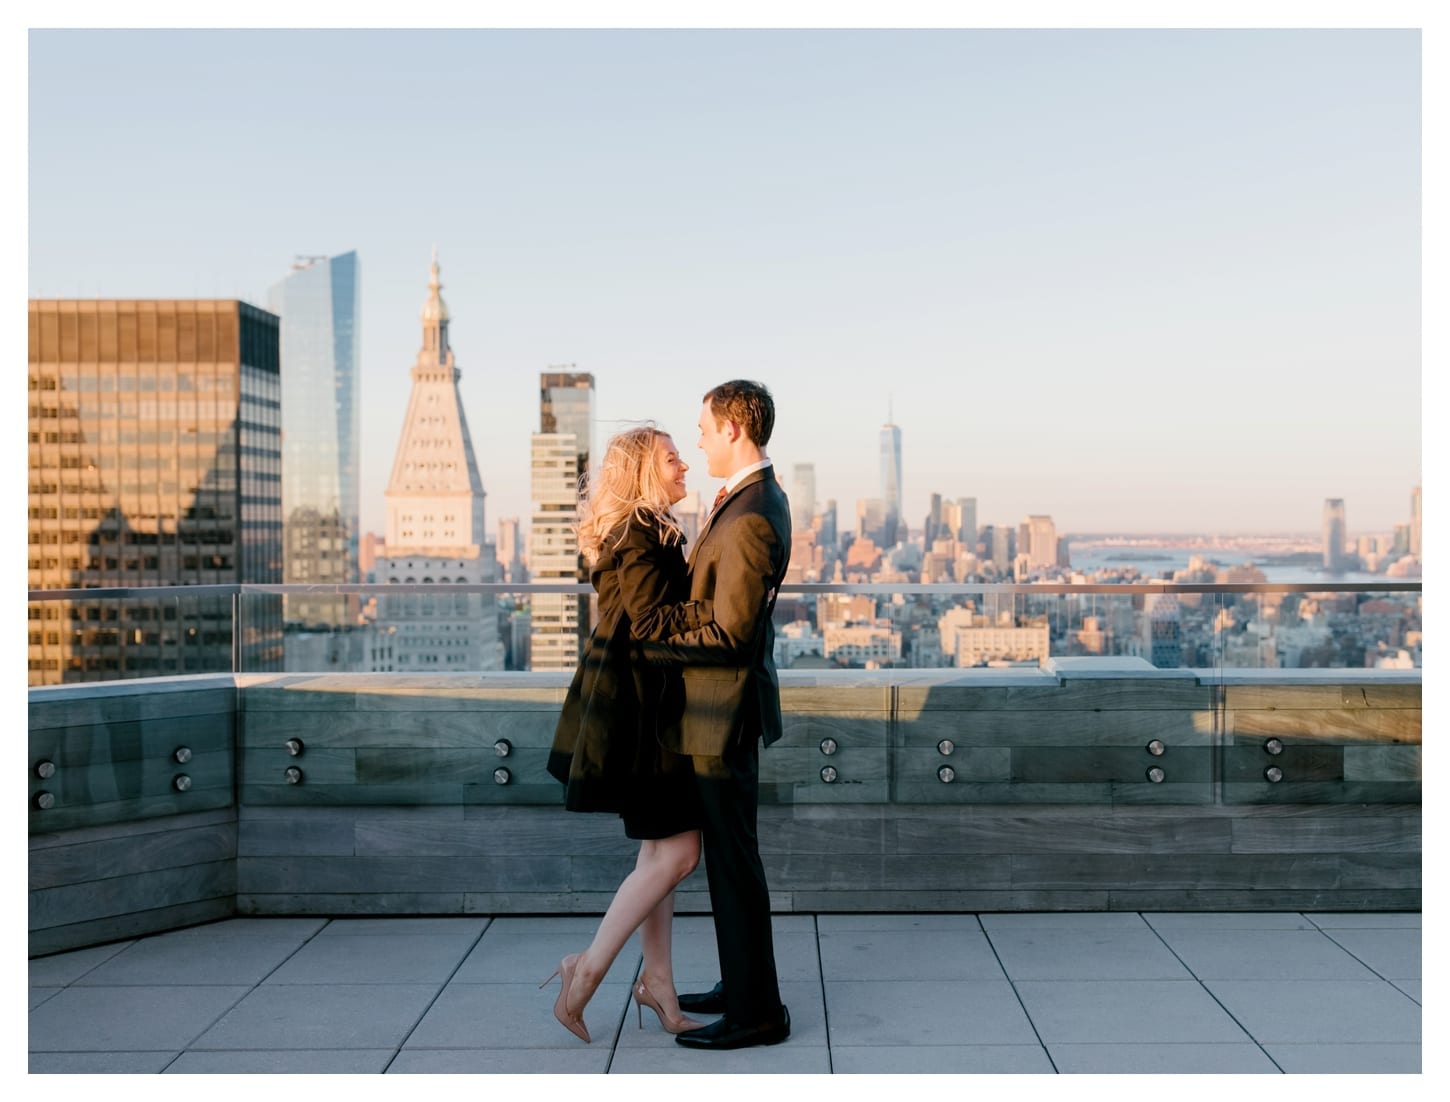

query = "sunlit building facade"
[
  {"left": 376, "top": 253, "right": 503, "bottom": 672},
  {"left": 27, "top": 299, "right": 283, "bottom": 684},
  {"left": 529, "top": 370, "right": 594, "bottom": 671}
]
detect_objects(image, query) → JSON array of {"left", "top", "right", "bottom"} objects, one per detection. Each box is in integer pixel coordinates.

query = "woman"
[{"left": 542, "top": 425, "right": 711, "bottom": 1044}]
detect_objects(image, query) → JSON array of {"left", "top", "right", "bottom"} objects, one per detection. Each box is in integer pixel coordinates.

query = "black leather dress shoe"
[
  {"left": 675, "top": 1006, "right": 790, "bottom": 1050},
  {"left": 676, "top": 981, "right": 726, "bottom": 1015}
]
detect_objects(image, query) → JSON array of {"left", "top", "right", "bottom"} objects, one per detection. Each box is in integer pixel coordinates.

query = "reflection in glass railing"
[{"left": 26, "top": 582, "right": 1421, "bottom": 684}]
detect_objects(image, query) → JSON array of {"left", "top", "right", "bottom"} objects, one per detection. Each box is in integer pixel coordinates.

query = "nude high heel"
[
  {"left": 634, "top": 978, "right": 706, "bottom": 1034},
  {"left": 540, "top": 953, "right": 592, "bottom": 1043}
]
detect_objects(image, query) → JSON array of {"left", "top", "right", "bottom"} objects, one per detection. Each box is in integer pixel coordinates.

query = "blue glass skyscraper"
[
  {"left": 880, "top": 416, "right": 902, "bottom": 546},
  {"left": 268, "top": 251, "right": 361, "bottom": 628}
]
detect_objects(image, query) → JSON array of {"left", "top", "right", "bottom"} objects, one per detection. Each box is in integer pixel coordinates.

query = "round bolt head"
[
  {"left": 285, "top": 739, "right": 304, "bottom": 757},
  {"left": 36, "top": 791, "right": 56, "bottom": 810},
  {"left": 1146, "top": 767, "right": 1166, "bottom": 783},
  {"left": 493, "top": 767, "right": 511, "bottom": 785},
  {"left": 1146, "top": 739, "right": 1166, "bottom": 757},
  {"left": 937, "top": 764, "right": 956, "bottom": 783},
  {"left": 36, "top": 760, "right": 56, "bottom": 779},
  {"left": 819, "top": 765, "right": 838, "bottom": 783},
  {"left": 1265, "top": 766, "right": 1284, "bottom": 783},
  {"left": 818, "top": 737, "right": 838, "bottom": 756},
  {"left": 173, "top": 774, "right": 192, "bottom": 792},
  {"left": 494, "top": 739, "right": 512, "bottom": 757},
  {"left": 284, "top": 766, "right": 303, "bottom": 784},
  {"left": 173, "top": 747, "right": 192, "bottom": 764},
  {"left": 1264, "top": 738, "right": 1284, "bottom": 755},
  {"left": 937, "top": 739, "right": 955, "bottom": 756}
]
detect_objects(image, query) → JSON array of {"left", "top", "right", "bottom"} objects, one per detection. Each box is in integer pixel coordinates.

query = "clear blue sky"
[{"left": 27, "top": 27, "right": 1423, "bottom": 536}]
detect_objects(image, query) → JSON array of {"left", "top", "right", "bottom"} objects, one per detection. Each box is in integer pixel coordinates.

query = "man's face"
[{"left": 696, "top": 401, "right": 733, "bottom": 479}]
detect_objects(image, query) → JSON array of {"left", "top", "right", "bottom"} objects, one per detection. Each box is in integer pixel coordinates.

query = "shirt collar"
[{"left": 725, "top": 458, "right": 773, "bottom": 494}]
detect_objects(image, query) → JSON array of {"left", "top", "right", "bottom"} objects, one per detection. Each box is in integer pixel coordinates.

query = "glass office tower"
[
  {"left": 27, "top": 299, "right": 283, "bottom": 684},
  {"left": 268, "top": 251, "right": 360, "bottom": 629},
  {"left": 880, "top": 419, "right": 903, "bottom": 546}
]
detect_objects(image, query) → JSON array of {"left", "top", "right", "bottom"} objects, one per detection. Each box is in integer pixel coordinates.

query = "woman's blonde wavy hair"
[{"left": 577, "top": 425, "right": 686, "bottom": 566}]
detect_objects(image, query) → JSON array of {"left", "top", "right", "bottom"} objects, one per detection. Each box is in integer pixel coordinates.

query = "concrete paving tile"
[
  {"left": 831, "top": 1044, "right": 1054, "bottom": 1073},
  {"left": 30, "top": 1051, "right": 180, "bottom": 1073},
  {"left": 824, "top": 979, "right": 1038, "bottom": 1047},
  {"left": 265, "top": 933, "right": 478, "bottom": 984},
  {"left": 76, "top": 934, "right": 306, "bottom": 986},
  {"left": 1391, "top": 980, "right": 1420, "bottom": 1004},
  {"left": 817, "top": 914, "right": 982, "bottom": 933},
  {"left": 980, "top": 913, "right": 1149, "bottom": 931},
  {"left": 30, "top": 988, "right": 62, "bottom": 1010},
  {"left": 165, "top": 1049, "right": 395, "bottom": 1072},
  {"left": 608, "top": 1042, "right": 830, "bottom": 1073},
  {"left": 819, "top": 929, "right": 1005, "bottom": 981},
  {"left": 29, "top": 985, "right": 251, "bottom": 1052},
  {"left": 1202, "top": 980, "right": 1422, "bottom": 1044},
  {"left": 613, "top": 980, "right": 823, "bottom": 1051},
  {"left": 1048, "top": 1042, "right": 1280, "bottom": 1073},
  {"left": 670, "top": 930, "right": 821, "bottom": 985},
  {"left": 1306, "top": 912, "right": 1420, "bottom": 929},
  {"left": 482, "top": 915, "right": 611, "bottom": 935},
  {"left": 986, "top": 929, "right": 1191, "bottom": 981},
  {"left": 455, "top": 931, "right": 640, "bottom": 984},
  {"left": 28, "top": 940, "right": 136, "bottom": 986},
  {"left": 1320, "top": 928, "right": 1421, "bottom": 979},
  {"left": 1152, "top": 929, "right": 1378, "bottom": 980},
  {"left": 165, "top": 917, "right": 329, "bottom": 938},
  {"left": 388, "top": 1048, "right": 612, "bottom": 1073},
  {"left": 405, "top": 980, "right": 631, "bottom": 1049},
  {"left": 318, "top": 917, "right": 489, "bottom": 937},
  {"left": 1014, "top": 980, "right": 1251, "bottom": 1044},
  {"left": 1143, "top": 912, "right": 1317, "bottom": 931},
  {"left": 190, "top": 983, "right": 440, "bottom": 1050},
  {"left": 1264, "top": 1043, "right": 1421, "bottom": 1073}
]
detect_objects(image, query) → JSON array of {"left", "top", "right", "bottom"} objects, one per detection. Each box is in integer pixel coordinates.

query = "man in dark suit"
[{"left": 645, "top": 379, "right": 792, "bottom": 1050}]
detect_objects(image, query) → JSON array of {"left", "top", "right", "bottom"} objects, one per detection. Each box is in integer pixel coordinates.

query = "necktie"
[{"left": 711, "top": 485, "right": 728, "bottom": 514}]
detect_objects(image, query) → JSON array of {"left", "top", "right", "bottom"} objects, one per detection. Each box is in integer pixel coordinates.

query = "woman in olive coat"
[{"left": 543, "top": 425, "right": 711, "bottom": 1043}]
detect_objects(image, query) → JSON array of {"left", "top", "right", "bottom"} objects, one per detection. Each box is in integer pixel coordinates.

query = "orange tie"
[{"left": 711, "top": 485, "right": 728, "bottom": 514}]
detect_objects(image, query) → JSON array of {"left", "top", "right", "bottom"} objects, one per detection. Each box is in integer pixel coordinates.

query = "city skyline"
[{"left": 26, "top": 27, "right": 1423, "bottom": 535}]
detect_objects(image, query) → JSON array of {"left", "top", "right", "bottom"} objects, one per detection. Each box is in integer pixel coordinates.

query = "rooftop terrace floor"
[{"left": 29, "top": 911, "right": 1420, "bottom": 1074}]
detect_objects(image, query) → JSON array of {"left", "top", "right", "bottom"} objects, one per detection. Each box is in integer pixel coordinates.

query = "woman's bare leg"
[{"left": 568, "top": 829, "right": 700, "bottom": 1012}]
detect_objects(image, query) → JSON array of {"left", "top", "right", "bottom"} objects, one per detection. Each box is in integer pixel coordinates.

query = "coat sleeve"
[
  {"left": 614, "top": 524, "right": 713, "bottom": 641},
  {"left": 641, "top": 511, "right": 779, "bottom": 666}
]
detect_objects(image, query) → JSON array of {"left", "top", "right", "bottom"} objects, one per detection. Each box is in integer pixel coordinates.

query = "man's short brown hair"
[{"left": 703, "top": 379, "right": 775, "bottom": 447}]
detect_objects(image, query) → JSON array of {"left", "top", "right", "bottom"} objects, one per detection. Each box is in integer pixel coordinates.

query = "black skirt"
[{"left": 621, "top": 740, "right": 702, "bottom": 840}]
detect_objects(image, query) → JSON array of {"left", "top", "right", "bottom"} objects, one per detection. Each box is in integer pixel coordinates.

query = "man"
[{"left": 644, "top": 379, "right": 792, "bottom": 1050}]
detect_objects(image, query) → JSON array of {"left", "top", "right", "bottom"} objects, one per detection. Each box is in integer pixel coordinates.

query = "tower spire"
[{"left": 419, "top": 249, "right": 451, "bottom": 364}]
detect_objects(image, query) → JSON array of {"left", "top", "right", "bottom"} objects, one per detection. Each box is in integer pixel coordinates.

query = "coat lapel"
[{"left": 688, "top": 467, "right": 771, "bottom": 569}]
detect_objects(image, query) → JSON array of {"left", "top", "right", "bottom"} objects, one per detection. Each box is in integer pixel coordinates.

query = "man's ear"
[{"left": 726, "top": 420, "right": 743, "bottom": 443}]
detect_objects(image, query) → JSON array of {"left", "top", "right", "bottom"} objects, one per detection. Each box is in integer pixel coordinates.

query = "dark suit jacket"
[
  {"left": 645, "top": 468, "right": 792, "bottom": 757},
  {"left": 547, "top": 516, "right": 710, "bottom": 811}
]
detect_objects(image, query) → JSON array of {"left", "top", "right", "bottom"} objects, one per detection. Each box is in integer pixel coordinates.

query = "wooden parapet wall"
[{"left": 28, "top": 662, "right": 1421, "bottom": 953}]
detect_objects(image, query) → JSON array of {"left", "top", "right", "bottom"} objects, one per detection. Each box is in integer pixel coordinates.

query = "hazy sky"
[{"left": 27, "top": 26, "right": 1423, "bottom": 535}]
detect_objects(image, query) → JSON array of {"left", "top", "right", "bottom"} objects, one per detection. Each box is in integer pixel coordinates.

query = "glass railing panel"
[{"left": 27, "top": 587, "right": 237, "bottom": 685}]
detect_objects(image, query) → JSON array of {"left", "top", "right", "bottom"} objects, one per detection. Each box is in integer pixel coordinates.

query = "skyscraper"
[
  {"left": 791, "top": 463, "right": 816, "bottom": 532},
  {"left": 530, "top": 370, "right": 595, "bottom": 671},
  {"left": 28, "top": 299, "right": 283, "bottom": 684},
  {"left": 1410, "top": 486, "right": 1421, "bottom": 558},
  {"left": 1023, "top": 515, "right": 1058, "bottom": 570},
  {"left": 1322, "top": 498, "right": 1347, "bottom": 572},
  {"left": 880, "top": 415, "right": 902, "bottom": 546},
  {"left": 267, "top": 251, "right": 360, "bottom": 630},
  {"left": 376, "top": 252, "right": 503, "bottom": 671}
]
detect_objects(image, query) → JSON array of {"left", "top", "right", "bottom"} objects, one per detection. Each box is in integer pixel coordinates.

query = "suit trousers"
[{"left": 692, "top": 738, "right": 784, "bottom": 1023}]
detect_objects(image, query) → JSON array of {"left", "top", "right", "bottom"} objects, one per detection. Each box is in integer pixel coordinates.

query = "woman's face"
[{"left": 654, "top": 434, "right": 689, "bottom": 504}]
